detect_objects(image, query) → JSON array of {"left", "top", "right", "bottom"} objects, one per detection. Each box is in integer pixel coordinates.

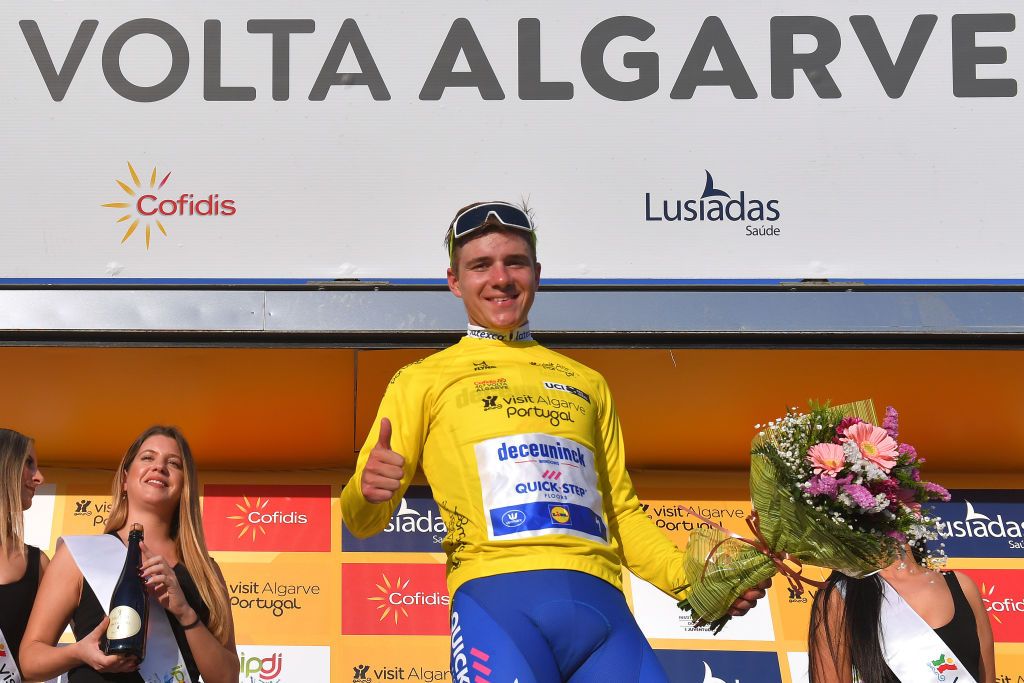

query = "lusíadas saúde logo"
[
  {"left": 645, "top": 170, "right": 782, "bottom": 236},
  {"left": 101, "top": 161, "right": 236, "bottom": 249}
]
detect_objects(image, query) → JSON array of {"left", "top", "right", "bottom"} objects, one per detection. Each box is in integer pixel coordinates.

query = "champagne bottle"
[{"left": 103, "top": 523, "right": 149, "bottom": 658}]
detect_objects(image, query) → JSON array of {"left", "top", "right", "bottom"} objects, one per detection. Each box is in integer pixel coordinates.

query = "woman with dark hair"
[
  {"left": 0, "top": 428, "right": 47, "bottom": 683},
  {"left": 20, "top": 426, "right": 238, "bottom": 683},
  {"left": 808, "top": 545, "right": 995, "bottom": 683}
]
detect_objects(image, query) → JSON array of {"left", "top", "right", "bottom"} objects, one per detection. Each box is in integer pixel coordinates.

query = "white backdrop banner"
[{"left": 1, "top": 1, "right": 1021, "bottom": 280}]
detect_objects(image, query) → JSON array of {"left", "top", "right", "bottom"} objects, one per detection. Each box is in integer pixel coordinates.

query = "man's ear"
[{"left": 447, "top": 266, "right": 463, "bottom": 299}]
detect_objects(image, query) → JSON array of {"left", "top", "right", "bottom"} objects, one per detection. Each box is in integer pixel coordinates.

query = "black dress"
[
  {"left": 68, "top": 538, "right": 210, "bottom": 683},
  {"left": 0, "top": 545, "right": 41, "bottom": 678},
  {"left": 883, "top": 571, "right": 981, "bottom": 682}
]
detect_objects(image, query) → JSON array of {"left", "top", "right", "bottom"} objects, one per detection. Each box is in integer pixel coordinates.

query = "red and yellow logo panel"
[
  {"left": 959, "top": 569, "right": 1024, "bottom": 643},
  {"left": 203, "top": 484, "right": 331, "bottom": 552},
  {"left": 341, "top": 563, "right": 449, "bottom": 636}
]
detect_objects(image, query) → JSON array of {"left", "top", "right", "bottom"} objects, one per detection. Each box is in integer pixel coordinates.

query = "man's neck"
[{"left": 466, "top": 323, "right": 532, "bottom": 342}]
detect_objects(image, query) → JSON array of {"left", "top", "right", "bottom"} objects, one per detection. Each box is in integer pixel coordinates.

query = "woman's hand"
[
  {"left": 73, "top": 617, "right": 140, "bottom": 674},
  {"left": 139, "top": 541, "right": 194, "bottom": 624}
]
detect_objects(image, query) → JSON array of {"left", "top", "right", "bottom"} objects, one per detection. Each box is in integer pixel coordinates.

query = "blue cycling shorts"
[{"left": 449, "top": 570, "right": 670, "bottom": 683}]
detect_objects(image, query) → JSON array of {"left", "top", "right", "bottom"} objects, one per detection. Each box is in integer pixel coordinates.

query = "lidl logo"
[
  {"left": 341, "top": 485, "right": 445, "bottom": 552},
  {"left": 549, "top": 505, "right": 570, "bottom": 524},
  {"left": 341, "top": 563, "right": 449, "bottom": 635},
  {"left": 204, "top": 485, "right": 330, "bottom": 552},
  {"left": 927, "top": 490, "right": 1024, "bottom": 558},
  {"left": 236, "top": 645, "right": 329, "bottom": 683},
  {"left": 101, "top": 161, "right": 236, "bottom": 249},
  {"left": 654, "top": 649, "right": 782, "bottom": 683},
  {"left": 960, "top": 569, "right": 1024, "bottom": 643}
]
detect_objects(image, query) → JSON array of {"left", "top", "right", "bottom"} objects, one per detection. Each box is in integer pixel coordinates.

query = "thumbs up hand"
[{"left": 361, "top": 417, "right": 406, "bottom": 503}]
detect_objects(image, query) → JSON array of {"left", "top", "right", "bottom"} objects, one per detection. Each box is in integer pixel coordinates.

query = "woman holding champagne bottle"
[
  {"left": 19, "top": 426, "right": 238, "bottom": 683},
  {"left": 0, "top": 428, "right": 48, "bottom": 683}
]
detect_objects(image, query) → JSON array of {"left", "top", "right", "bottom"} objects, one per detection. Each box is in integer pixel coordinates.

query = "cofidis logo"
[
  {"left": 341, "top": 563, "right": 449, "bottom": 636},
  {"left": 101, "top": 161, "right": 236, "bottom": 249},
  {"left": 927, "top": 490, "right": 1024, "bottom": 558},
  {"left": 653, "top": 649, "right": 782, "bottom": 683},
  {"left": 645, "top": 170, "right": 782, "bottom": 237},
  {"left": 237, "top": 645, "right": 330, "bottom": 683},
  {"left": 960, "top": 569, "right": 1024, "bottom": 643},
  {"left": 341, "top": 485, "right": 446, "bottom": 553},
  {"left": 203, "top": 484, "right": 330, "bottom": 552}
]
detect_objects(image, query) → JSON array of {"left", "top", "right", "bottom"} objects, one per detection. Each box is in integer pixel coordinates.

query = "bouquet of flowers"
[{"left": 675, "top": 399, "right": 950, "bottom": 633}]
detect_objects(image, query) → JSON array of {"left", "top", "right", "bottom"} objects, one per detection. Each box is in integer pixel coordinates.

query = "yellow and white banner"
[
  {"left": 1, "top": 1, "right": 1022, "bottom": 280},
  {"left": 21, "top": 468, "right": 1024, "bottom": 682}
]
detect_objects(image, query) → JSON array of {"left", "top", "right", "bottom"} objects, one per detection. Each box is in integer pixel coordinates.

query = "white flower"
[{"left": 842, "top": 441, "right": 860, "bottom": 463}]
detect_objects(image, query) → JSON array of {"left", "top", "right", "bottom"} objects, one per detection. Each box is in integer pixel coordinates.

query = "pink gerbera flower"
[
  {"left": 842, "top": 422, "right": 898, "bottom": 472},
  {"left": 808, "top": 442, "right": 846, "bottom": 475}
]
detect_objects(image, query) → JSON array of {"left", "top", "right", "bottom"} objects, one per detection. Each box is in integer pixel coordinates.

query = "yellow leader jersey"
[{"left": 341, "top": 333, "right": 686, "bottom": 599}]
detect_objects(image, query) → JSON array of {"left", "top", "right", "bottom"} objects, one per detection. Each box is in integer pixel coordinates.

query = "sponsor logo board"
[
  {"left": 341, "top": 563, "right": 449, "bottom": 636},
  {"left": 775, "top": 566, "right": 829, "bottom": 641},
  {"left": 237, "top": 645, "right": 330, "bottom": 683},
  {"left": 959, "top": 569, "right": 1024, "bottom": 643},
  {"left": 337, "top": 639, "right": 451, "bottom": 683},
  {"left": 639, "top": 498, "right": 752, "bottom": 551},
  {"left": 204, "top": 484, "right": 331, "bottom": 552},
  {"left": 992, "top": 651, "right": 1024, "bottom": 682},
  {"left": 63, "top": 486, "right": 114, "bottom": 535},
  {"left": 928, "top": 491, "right": 1024, "bottom": 558},
  {"left": 342, "top": 486, "right": 446, "bottom": 553},
  {"left": 654, "top": 649, "right": 783, "bottom": 683},
  {"left": 628, "top": 573, "right": 775, "bottom": 642},
  {"left": 223, "top": 561, "right": 332, "bottom": 644}
]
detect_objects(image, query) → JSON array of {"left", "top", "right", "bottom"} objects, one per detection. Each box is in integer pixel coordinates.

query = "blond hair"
[
  {"left": 105, "top": 426, "right": 232, "bottom": 645},
  {"left": 0, "top": 428, "right": 33, "bottom": 555}
]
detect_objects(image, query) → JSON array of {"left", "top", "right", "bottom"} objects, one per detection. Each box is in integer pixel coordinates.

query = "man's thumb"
[{"left": 376, "top": 417, "right": 393, "bottom": 450}]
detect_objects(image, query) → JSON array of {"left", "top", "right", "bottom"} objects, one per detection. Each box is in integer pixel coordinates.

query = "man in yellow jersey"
[{"left": 342, "top": 202, "right": 767, "bottom": 682}]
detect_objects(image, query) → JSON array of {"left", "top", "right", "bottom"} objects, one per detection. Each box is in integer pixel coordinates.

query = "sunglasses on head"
[{"left": 449, "top": 202, "right": 534, "bottom": 241}]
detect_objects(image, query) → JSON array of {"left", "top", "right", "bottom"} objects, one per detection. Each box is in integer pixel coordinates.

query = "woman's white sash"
[
  {"left": 878, "top": 578, "right": 978, "bottom": 683},
  {"left": 61, "top": 535, "right": 193, "bottom": 683},
  {"left": 0, "top": 624, "right": 23, "bottom": 683}
]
